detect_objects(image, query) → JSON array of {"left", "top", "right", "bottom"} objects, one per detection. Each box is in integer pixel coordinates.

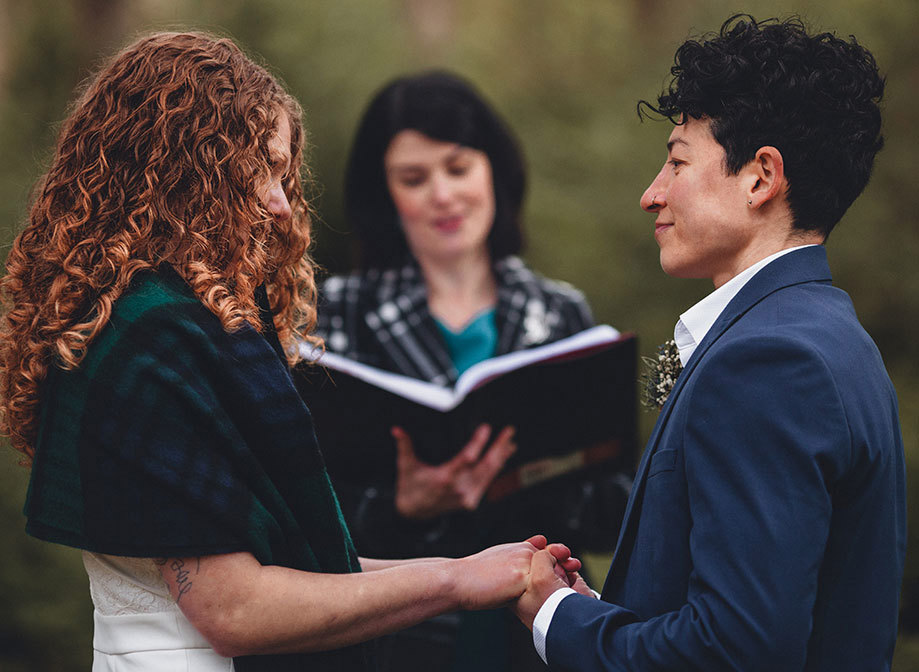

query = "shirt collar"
[{"left": 674, "top": 245, "right": 818, "bottom": 366}]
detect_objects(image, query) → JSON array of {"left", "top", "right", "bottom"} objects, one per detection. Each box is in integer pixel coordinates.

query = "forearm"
[
  {"left": 161, "top": 552, "right": 459, "bottom": 657},
  {"left": 360, "top": 556, "right": 447, "bottom": 571}
]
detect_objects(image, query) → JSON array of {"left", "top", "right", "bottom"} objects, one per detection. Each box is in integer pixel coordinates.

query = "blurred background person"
[{"left": 303, "top": 70, "right": 633, "bottom": 671}]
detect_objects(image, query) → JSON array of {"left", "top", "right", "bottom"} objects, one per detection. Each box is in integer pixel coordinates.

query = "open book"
[{"left": 294, "top": 325, "right": 637, "bottom": 501}]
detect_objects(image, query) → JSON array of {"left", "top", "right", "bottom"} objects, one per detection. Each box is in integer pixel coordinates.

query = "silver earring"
[{"left": 748, "top": 199, "right": 753, "bottom": 205}]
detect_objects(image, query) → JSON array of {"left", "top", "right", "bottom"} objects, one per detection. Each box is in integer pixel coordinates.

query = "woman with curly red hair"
[{"left": 0, "top": 32, "right": 578, "bottom": 672}]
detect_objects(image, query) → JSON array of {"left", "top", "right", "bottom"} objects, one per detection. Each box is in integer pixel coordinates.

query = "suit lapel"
[{"left": 602, "top": 246, "right": 832, "bottom": 594}]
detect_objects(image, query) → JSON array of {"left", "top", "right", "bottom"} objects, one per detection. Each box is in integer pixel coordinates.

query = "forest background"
[{"left": 1, "top": 0, "right": 917, "bottom": 669}]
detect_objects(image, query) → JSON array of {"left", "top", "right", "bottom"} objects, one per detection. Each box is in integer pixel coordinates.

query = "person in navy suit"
[{"left": 511, "top": 14, "right": 907, "bottom": 671}]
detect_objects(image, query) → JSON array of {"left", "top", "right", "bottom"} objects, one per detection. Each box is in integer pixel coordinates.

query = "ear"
[{"left": 745, "top": 146, "right": 787, "bottom": 209}]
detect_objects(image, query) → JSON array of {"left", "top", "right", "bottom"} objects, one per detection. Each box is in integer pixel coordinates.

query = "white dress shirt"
[{"left": 531, "top": 244, "right": 818, "bottom": 664}]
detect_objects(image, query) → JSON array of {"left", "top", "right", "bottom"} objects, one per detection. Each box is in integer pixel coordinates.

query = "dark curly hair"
[
  {"left": 345, "top": 70, "right": 526, "bottom": 269},
  {"left": 640, "top": 14, "right": 885, "bottom": 239},
  {"left": 1, "top": 32, "right": 320, "bottom": 460}
]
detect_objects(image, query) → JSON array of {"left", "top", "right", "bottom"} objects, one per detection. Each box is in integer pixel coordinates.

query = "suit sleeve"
[{"left": 546, "top": 336, "right": 850, "bottom": 671}]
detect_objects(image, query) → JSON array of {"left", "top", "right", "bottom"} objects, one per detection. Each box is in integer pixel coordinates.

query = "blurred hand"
[
  {"left": 452, "top": 534, "right": 547, "bottom": 610},
  {"left": 392, "top": 424, "right": 516, "bottom": 519},
  {"left": 513, "top": 548, "right": 594, "bottom": 630}
]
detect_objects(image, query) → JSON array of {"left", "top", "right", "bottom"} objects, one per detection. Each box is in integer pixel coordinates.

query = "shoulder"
[
  {"left": 494, "top": 256, "right": 586, "bottom": 301},
  {"left": 684, "top": 313, "right": 884, "bottom": 450},
  {"left": 729, "top": 280, "right": 881, "bottom": 379},
  {"left": 112, "top": 270, "right": 202, "bottom": 324},
  {"left": 316, "top": 264, "right": 426, "bottom": 353},
  {"left": 495, "top": 256, "right": 591, "bottom": 310},
  {"left": 91, "top": 271, "right": 217, "bottom": 363},
  {"left": 494, "top": 256, "right": 594, "bottom": 335},
  {"left": 319, "top": 264, "right": 421, "bottom": 311},
  {"left": 93, "top": 271, "right": 273, "bottom": 380}
]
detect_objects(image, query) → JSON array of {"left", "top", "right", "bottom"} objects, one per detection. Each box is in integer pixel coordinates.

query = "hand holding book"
[{"left": 392, "top": 424, "right": 517, "bottom": 519}]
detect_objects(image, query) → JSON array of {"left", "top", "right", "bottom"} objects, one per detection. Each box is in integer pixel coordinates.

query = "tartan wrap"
[{"left": 24, "top": 269, "right": 373, "bottom": 671}]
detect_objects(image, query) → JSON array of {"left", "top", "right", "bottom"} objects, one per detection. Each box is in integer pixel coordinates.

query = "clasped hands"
[
  {"left": 391, "top": 425, "right": 595, "bottom": 629},
  {"left": 513, "top": 534, "right": 594, "bottom": 631},
  {"left": 452, "top": 533, "right": 594, "bottom": 633}
]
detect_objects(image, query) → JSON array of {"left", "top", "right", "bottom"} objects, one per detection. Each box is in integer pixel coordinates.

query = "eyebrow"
[
  {"left": 667, "top": 138, "right": 689, "bottom": 153},
  {"left": 386, "top": 145, "right": 469, "bottom": 172}
]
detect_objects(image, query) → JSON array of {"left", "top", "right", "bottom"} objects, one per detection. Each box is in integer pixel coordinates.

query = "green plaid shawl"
[{"left": 24, "top": 268, "right": 373, "bottom": 671}]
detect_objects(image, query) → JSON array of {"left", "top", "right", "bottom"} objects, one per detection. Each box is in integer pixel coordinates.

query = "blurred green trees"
[{"left": 1, "top": 0, "right": 917, "bottom": 669}]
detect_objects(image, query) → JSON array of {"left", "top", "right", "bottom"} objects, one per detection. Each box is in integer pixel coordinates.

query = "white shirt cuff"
[{"left": 532, "top": 587, "right": 577, "bottom": 664}]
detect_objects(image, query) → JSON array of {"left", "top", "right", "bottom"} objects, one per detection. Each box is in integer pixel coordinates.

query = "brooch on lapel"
[
  {"left": 522, "top": 299, "right": 550, "bottom": 345},
  {"left": 641, "top": 339, "right": 683, "bottom": 409}
]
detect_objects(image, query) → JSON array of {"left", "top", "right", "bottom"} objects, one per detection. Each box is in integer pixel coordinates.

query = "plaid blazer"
[
  {"left": 309, "top": 256, "right": 631, "bottom": 561},
  {"left": 316, "top": 255, "right": 595, "bottom": 386}
]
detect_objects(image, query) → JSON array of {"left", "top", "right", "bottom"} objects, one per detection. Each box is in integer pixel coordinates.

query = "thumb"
[
  {"left": 392, "top": 426, "right": 419, "bottom": 467},
  {"left": 531, "top": 549, "right": 565, "bottom": 586}
]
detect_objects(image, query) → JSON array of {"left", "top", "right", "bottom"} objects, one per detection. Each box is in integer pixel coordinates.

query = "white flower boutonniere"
[{"left": 641, "top": 339, "right": 683, "bottom": 409}]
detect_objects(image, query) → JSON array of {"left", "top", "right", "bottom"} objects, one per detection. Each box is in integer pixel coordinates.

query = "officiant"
[{"left": 299, "top": 70, "right": 634, "bottom": 671}]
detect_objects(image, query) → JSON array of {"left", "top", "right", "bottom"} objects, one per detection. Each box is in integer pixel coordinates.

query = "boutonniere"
[{"left": 641, "top": 339, "right": 683, "bottom": 409}]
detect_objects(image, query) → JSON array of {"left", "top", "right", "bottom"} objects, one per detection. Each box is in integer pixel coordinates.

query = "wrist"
[{"left": 433, "top": 558, "right": 466, "bottom": 612}]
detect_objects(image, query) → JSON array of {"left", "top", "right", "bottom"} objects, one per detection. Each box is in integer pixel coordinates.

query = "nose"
[
  {"left": 640, "top": 166, "right": 667, "bottom": 212},
  {"left": 429, "top": 172, "right": 454, "bottom": 206},
  {"left": 267, "top": 184, "right": 292, "bottom": 221}
]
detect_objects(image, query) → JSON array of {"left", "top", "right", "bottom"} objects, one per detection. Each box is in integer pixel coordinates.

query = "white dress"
[{"left": 83, "top": 551, "right": 234, "bottom": 671}]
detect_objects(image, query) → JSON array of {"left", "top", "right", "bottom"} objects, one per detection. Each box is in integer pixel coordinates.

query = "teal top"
[{"left": 434, "top": 308, "right": 498, "bottom": 376}]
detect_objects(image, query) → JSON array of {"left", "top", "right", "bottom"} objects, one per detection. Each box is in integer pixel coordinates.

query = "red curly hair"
[{"left": 0, "top": 32, "right": 321, "bottom": 460}]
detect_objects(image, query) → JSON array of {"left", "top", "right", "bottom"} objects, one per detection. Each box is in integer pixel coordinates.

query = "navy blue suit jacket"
[{"left": 547, "top": 247, "right": 906, "bottom": 670}]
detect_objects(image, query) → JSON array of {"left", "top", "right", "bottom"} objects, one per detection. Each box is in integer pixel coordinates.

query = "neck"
[
  {"left": 418, "top": 249, "right": 498, "bottom": 330},
  {"left": 712, "top": 219, "right": 823, "bottom": 289}
]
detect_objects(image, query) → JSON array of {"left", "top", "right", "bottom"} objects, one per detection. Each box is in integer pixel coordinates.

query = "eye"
[
  {"left": 668, "top": 159, "right": 684, "bottom": 171},
  {"left": 398, "top": 174, "right": 426, "bottom": 188},
  {"left": 270, "top": 158, "right": 289, "bottom": 178},
  {"left": 447, "top": 162, "right": 471, "bottom": 177}
]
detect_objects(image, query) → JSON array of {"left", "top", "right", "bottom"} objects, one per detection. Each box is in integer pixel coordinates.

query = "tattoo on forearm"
[{"left": 154, "top": 557, "right": 200, "bottom": 602}]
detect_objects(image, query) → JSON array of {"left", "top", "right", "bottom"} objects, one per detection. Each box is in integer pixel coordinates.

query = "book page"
[
  {"left": 452, "top": 324, "right": 621, "bottom": 398},
  {"left": 299, "top": 344, "right": 458, "bottom": 411},
  {"left": 299, "top": 323, "right": 622, "bottom": 412}
]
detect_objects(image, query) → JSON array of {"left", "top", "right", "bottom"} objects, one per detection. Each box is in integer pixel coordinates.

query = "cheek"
[
  {"left": 388, "top": 186, "right": 425, "bottom": 223},
  {"left": 666, "top": 177, "right": 690, "bottom": 209},
  {"left": 467, "top": 171, "right": 496, "bottom": 219}
]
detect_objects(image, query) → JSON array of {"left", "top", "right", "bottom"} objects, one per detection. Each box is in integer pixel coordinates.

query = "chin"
[{"left": 659, "top": 258, "right": 702, "bottom": 280}]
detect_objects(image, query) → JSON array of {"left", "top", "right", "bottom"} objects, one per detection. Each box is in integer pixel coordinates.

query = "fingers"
[
  {"left": 458, "top": 424, "right": 492, "bottom": 464},
  {"left": 568, "top": 572, "right": 595, "bottom": 597},
  {"left": 546, "top": 543, "right": 581, "bottom": 573},
  {"left": 393, "top": 424, "right": 515, "bottom": 515},
  {"left": 547, "top": 542, "right": 571, "bottom": 562},
  {"left": 456, "top": 426, "right": 516, "bottom": 510},
  {"left": 475, "top": 426, "right": 517, "bottom": 477},
  {"left": 391, "top": 426, "right": 418, "bottom": 468},
  {"left": 524, "top": 534, "right": 548, "bottom": 550},
  {"left": 464, "top": 426, "right": 516, "bottom": 501},
  {"left": 531, "top": 549, "right": 567, "bottom": 588},
  {"left": 559, "top": 556, "right": 582, "bottom": 573},
  {"left": 552, "top": 556, "right": 570, "bottom": 583}
]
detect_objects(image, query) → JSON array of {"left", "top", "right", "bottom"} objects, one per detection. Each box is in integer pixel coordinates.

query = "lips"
[
  {"left": 434, "top": 215, "right": 463, "bottom": 232},
  {"left": 654, "top": 221, "right": 673, "bottom": 242}
]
